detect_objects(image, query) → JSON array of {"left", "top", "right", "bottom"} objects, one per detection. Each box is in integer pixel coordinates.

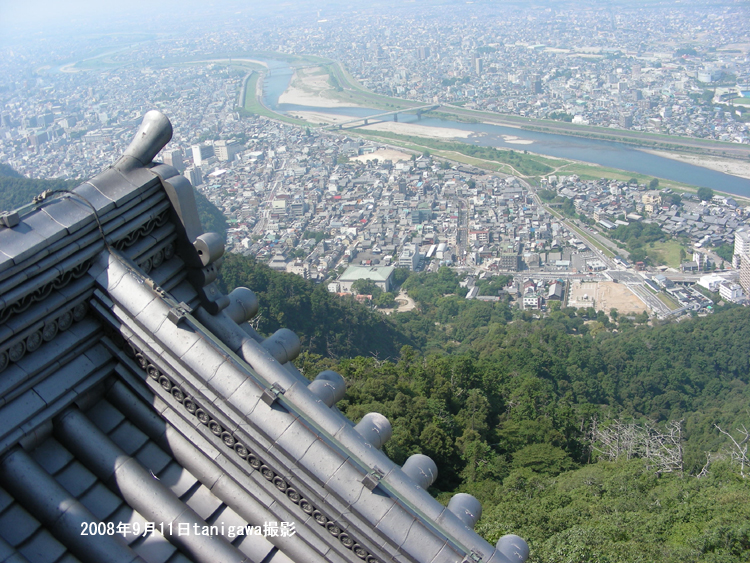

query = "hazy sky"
[
  {"left": 2, "top": 0, "right": 741, "bottom": 47},
  {"left": 1, "top": 0, "right": 271, "bottom": 39}
]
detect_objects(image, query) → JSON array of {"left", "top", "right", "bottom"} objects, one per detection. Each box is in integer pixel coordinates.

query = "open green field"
[{"left": 647, "top": 240, "right": 690, "bottom": 268}]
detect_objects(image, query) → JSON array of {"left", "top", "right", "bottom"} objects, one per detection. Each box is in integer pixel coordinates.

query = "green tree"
[
  {"left": 376, "top": 292, "right": 397, "bottom": 308},
  {"left": 351, "top": 278, "right": 382, "bottom": 298},
  {"left": 511, "top": 443, "right": 577, "bottom": 475},
  {"left": 697, "top": 187, "right": 714, "bottom": 201}
]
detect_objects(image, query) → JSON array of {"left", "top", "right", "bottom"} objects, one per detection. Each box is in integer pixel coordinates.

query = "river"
[{"left": 259, "top": 59, "right": 750, "bottom": 198}]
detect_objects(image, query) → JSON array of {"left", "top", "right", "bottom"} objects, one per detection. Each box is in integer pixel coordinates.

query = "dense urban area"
[
  {"left": 2, "top": 2, "right": 750, "bottom": 563},
  {"left": 2, "top": 0, "right": 750, "bottom": 319}
]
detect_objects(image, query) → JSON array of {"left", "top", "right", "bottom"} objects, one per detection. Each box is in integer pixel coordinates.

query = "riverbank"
[
  {"left": 267, "top": 59, "right": 750, "bottom": 196},
  {"left": 641, "top": 149, "right": 750, "bottom": 180},
  {"left": 278, "top": 67, "right": 357, "bottom": 108}
]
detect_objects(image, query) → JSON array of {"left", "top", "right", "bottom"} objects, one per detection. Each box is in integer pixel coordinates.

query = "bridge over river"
[{"left": 326, "top": 104, "right": 440, "bottom": 130}]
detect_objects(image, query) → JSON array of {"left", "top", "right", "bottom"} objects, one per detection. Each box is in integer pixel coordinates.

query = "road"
[
  {"left": 524, "top": 181, "right": 618, "bottom": 270},
  {"left": 252, "top": 179, "right": 282, "bottom": 235},
  {"left": 628, "top": 283, "right": 674, "bottom": 317},
  {"left": 582, "top": 224, "right": 629, "bottom": 259},
  {"left": 456, "top": 197, "right": 469, "bottom": 264}
]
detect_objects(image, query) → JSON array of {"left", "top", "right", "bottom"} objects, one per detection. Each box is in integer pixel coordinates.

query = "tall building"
[
  {"left": 472, "top": 53, "right": 483, "bottom": 75},
  {"left": 499, "top": 252, "right": 521, "bottom": 271},
  {"left": 398, "top": 244, "right": 420, "bottom": 271},
  {"left": 214, "top": 139, "right": 240, "bottom": 162},
  {"left": 184, "top": 166, "right": 203, "bottom": 186},
  {"left": 734, "top": 228, "right": 750, "bottom": 280},
  {"left": 741, "top": 253, "right": 750, "bottom": 293},
  {"left": 191, "top": 143, "right": 214, "bottom": 166},
  {"left": 734, "top": 228, "right": 750, "bottom": 257},
  {"left": 162, "top": 148, "right": 184, "bottom": 171}
]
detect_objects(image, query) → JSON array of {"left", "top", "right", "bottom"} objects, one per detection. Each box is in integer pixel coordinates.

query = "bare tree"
[
  {"left": 250, "top": 311, "right": 263, "bottom": 331},
  {"left": 696, "top": 452, "right": 723, "bottom": 479},
  {"left": 715, "top": 424, "right": 749, "bottom": 478},
  {"left": 589, "top": 418, "right": 684, "bottom": 475}
]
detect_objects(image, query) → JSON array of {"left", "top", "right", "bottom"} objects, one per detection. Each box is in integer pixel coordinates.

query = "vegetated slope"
[
  {"left": 217, "top": 253, "right": 413, "bottom": 360},
  {"left": 0, "top": 165, "right": 227, "bottom": 242},
  {"left": 290, "top": 295, "right": 750, "bottom": 563},
  {"left": 474, "top": 456, "right": 749, "bottom": 563},
  {"left": 0, "top": 165, "right": 78, "bottom": 212},
  {"left": 194, "top": 188, "right": 228, "bottom": 241}
]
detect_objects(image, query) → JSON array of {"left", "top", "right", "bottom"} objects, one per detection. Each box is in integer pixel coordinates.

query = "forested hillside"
[
  {"left": 0, "top": 164, "right": 78, "bottom": 211},
  {"left": 0, "top": 165, "right": 227, "bottom": 242},
  {"left": 220, "top": 256, "right": 750, "bottom": 562},
  {"left": 217, "top": 253, "right": 413, "bottom": 359}
]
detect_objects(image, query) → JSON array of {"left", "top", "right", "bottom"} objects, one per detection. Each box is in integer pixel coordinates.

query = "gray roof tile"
[
  {"left": 30, "top": 439, "right": 74, "bottom": 475},
  {"left": 39, "top": 197, "right": 93, "bottom": 234},
  {"left": 0, "top": 503, "right": 40, "bottom": 546},
  {"left": 108, "top": 420, "right": 149, "bottom": 455},
  {"left": 33, "top": 354, "right": 96, "bottom": 404},
  {"left": 55, "top": 461, "right": 97, "bottom": 497},
  {"left": 234, "top": 534, "right": 275, "bottom": 562},
  {"left": 78, "top": 482, "right": 122, "bottom": 521},
  {"left": 157, "top": 462, "right": 198, "bottom": 498},
  {"left": 0, "top": 391, "right": 46, "bottom": 442},
  {"left": 183, "top": 484, "right": 222, "bottom": 520},
  {"left": 165, "top": 552, "right": 192, "bottom": 563},
  {"left": 107, "top": 505, "right": 147, "bottom": 545},
  {"left": 87, "top": 169, "right": 139, "bottom": 207},
  {"left": 74, "top": 182, "right": 116, "bottom": 215},
  {"left": 85, "top": 400, "right": 125, "bottom": 434},
  {"left": 0, "top": 487, "right": 13, "bottom": 513},
  {"left": 0, "top": 222, "right": 47, "bottom": 265},
  {"left": 134, "top": 441, "right": 171, "bottom": 475},
  {"left": 133, "top": 530, "right": 176, "bottom": 563},
  {"left": 18, "top": 529, "right": 67, "bottom": 563},
  {"left": 22, "top": 210, "right": 68, "bottom": 248}
]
